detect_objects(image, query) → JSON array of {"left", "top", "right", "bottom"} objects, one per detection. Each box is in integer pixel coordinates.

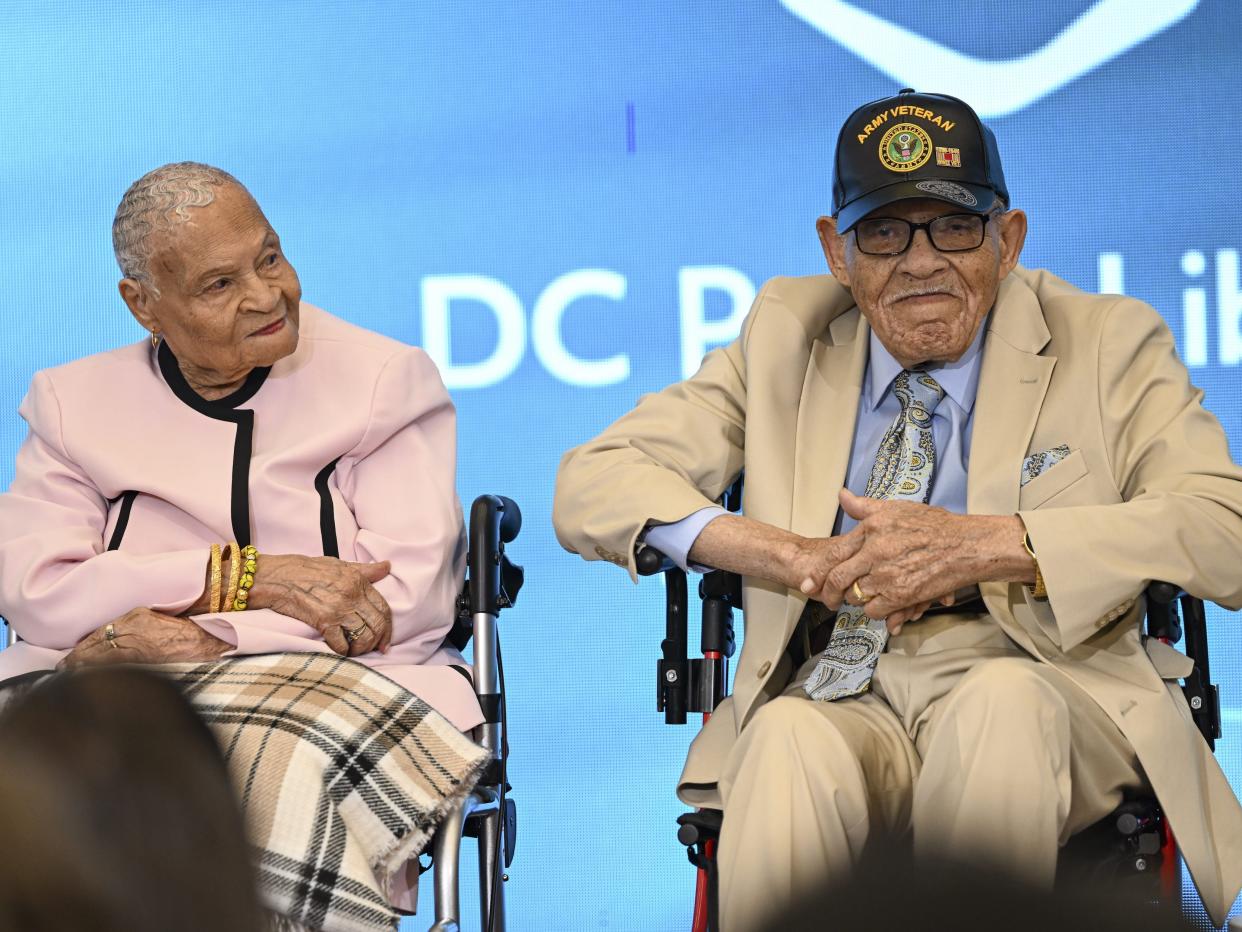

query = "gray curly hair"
[{"left": 112, "top": 162, "right": 247, "bottom": 291}]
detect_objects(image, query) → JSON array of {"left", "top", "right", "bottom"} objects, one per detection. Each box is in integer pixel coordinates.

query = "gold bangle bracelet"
[
  {"left": 209, "top": 543, "right": 223, "bottom": 614},
  {"left": 223, "top": 541, "right": 243, "bottom": 610},
  {"left": 233, "top": 545, "right": 258, "bottom": 611}
]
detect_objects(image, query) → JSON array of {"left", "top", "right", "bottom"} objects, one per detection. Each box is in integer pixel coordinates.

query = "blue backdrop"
[{"left": 0, "top": 2, "right": 1239, "bottom": 929}]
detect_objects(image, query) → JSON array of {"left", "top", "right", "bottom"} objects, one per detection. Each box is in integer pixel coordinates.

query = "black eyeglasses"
[{"left": 854, "top": 213, "right": 992, "bottom": 256}]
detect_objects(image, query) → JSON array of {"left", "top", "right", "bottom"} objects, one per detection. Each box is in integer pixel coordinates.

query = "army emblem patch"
[
  {"left": 935, "top": 146, "right": 961, "bottom": 168},
  {"left": 879, "top": 123, "right": 932, "bottom": 172}
]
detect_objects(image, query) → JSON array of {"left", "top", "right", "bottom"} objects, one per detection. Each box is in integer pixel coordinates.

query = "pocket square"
[{"left": 1021, "top": 445, "right": 1071, "bottom": 487}]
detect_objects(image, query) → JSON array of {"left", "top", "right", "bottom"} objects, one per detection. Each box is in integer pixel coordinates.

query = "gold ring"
[
  {"left": 852, "top": 581, "right": 873, "bottom": 604},
  {"left": 104, "top": 623, "right": 119, "bottom": 648},
  {"left": 343, "top": 622, "right": 368, "bottom": 643}
]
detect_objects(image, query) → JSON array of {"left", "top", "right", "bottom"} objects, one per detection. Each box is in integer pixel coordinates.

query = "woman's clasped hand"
[
  {"left": 60, "top": 555, "right": 394, "bottom": 670},
  {"left": 250, "top": 554, "right": 394, "bottom": 657},
  {"left": 59, "top": 608, "right": 230, "bottom": 670}
]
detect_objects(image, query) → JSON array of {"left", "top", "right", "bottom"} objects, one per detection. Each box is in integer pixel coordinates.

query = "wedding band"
[
  {"left": 343, "top": 622, "right": 368, "bottom": 643},
  {"left": 104, "top": 623, "right": 118, "bottom": 648},
  {"left": 852, "top": 581, "right": 873, "bottom": 604}
]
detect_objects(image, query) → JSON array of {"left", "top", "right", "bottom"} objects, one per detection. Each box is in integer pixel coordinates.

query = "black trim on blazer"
[
  {"left": 157, "top": 341, "right": 270, "bottom": 547},
  {"left": 314, "top": 457, "right": 342, "bottom": 558},
  {"left": 106, "top": 491, "right": 138, "bottom": 551}
]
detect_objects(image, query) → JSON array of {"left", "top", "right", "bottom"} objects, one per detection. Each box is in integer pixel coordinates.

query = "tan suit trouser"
[{"left": 715, "top": 614, "right": 1146, "bottom": 932}]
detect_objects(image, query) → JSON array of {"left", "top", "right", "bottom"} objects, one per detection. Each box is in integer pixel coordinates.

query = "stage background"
[{"left": 0, "top": 2, "right": 1239, "bottom": 928}]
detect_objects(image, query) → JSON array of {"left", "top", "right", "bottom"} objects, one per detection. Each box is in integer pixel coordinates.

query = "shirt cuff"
[{"left": 642, "top": 506, "right": 728, "bottom": 573}]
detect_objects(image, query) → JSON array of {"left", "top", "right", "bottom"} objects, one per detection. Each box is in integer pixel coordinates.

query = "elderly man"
[{"left": 553, "top": 90, "right": 1242, "bottom": 930}]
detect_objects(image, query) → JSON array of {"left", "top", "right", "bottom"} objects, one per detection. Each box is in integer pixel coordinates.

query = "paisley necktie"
[{"left": 804, "top": 370, "right": 945, "bottom": 701}]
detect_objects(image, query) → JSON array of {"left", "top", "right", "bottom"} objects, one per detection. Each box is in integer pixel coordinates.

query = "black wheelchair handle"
[
  {"left": 498, "top": 495, "right": 522, "bottom": 543},
  {"left": 468, "top": 494, "right": 521, "bottom": 546},
  {"left": 469, "top": 495, "right": 523, "bottom": 615},
  {"left": 1147, "top": 581, "right": 1184, "bottom": 605},
  {"left": 637, "top": 545, "right": 674, "bottom": 577}
]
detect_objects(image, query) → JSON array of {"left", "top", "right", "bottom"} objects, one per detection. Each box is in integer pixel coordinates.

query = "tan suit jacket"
[{"left": 553, "top": 267, "right": 1242, "bottom": 926}]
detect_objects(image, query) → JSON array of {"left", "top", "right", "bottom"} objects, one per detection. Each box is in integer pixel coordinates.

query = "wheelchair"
[
  {"left": 637, "top": 479, "right": 1226, "bottom": 932},
  {"left": 1, "top": 493, "right": 523, "bottom": 932}
]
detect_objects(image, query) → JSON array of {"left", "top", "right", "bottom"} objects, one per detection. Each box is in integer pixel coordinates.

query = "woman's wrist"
[
  {"left": 189, "top": 622, "right": 232, "bottom": 660},
  {"left": 185, "top": 547, "right": 233, "bottom": 616},
  {"left": 244, "top": 553, "right": 291, "bottom": 613}
]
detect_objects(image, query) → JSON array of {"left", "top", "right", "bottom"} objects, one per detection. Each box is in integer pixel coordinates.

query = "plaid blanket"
[{"left": 160, "top": 652, "right": 487, "bottom": 932}]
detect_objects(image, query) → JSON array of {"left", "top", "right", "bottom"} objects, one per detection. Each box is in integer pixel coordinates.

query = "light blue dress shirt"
[{"left": 644, "top": 321, "right": 988, "bottom": 570}]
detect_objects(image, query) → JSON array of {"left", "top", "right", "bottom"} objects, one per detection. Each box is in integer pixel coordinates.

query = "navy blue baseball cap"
[{"left": 832, "top": 89, "right": 1009, "bottom": 232}]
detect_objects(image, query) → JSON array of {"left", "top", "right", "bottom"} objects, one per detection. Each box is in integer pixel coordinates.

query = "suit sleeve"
[
  {"left": 332, "top": 347, "right": 466, "bottom": 663},
  {"left": 0, "top": 372, "right": 207, "bottom": 648},
  {"left": 553, "top": 284, "right": 767, "bottom": 581},
  {"left": 644, "top": 506, "right": 729, "bottom": 572},
  {"left": 1018, "top": 298, "right": 1242, "bottom": 650}
]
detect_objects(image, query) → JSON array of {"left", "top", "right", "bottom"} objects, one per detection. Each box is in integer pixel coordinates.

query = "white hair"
[{"left": 112, "top": 162, "right": 246, "bottom": 290}]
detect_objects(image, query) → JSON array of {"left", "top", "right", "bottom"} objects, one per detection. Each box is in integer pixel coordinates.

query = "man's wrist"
[
  {"left": 1019, "top": 524, "right": 1047, "bottom": 598},
  {"left": 967, "top": 514, "right": 1036, "bottom": 584},
  {"left": 692, "top": 513, "right": 817, "bottom": 591},
  {"left": 783, "top": 534, "right": 820, "bottom": 591}
]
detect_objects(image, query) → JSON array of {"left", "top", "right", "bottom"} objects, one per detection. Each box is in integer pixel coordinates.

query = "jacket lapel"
[
  {"left": 776, "top": 310, "right": 870, "bottom": 659},
  {"left": 789, "top": 309, "right": 870, "bottom": 539},
  {"left": 967, "top": 272, "right": 1056, "bottom": 517},
  {"left": 968, "top": 272, "right": 1056, "bottom": 650},
  {"left": 735, "top": 288, "right": 870, "bottom": 733}
]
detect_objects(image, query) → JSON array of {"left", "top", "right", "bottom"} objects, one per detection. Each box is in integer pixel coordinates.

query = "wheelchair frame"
[
  {"left": 429, "top": 493, "right": 523, "bottom": 932},
  {"left": 0, "top": 492, "right": 523, "bottom": 932},
  {"left": 637, "top": 480, "right": 1225, "bottom": 932}
]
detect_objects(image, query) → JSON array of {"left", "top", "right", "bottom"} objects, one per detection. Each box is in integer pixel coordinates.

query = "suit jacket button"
[{"left": 757, "top": 661, "right": 771, "bottom": 678}]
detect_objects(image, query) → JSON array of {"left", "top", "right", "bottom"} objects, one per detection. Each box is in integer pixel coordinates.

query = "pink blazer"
[{"left": 0, "top": 304, "right": 482, "bottom": 732}]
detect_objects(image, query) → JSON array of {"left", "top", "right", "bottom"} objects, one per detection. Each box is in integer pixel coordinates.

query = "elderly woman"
[{"left": 0, "top": 163, "right": 485, "bottom": 927}]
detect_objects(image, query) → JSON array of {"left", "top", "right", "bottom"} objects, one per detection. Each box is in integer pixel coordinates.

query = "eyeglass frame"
[{"left": 851, "top": 211, "right": 999, "bottom": 257}]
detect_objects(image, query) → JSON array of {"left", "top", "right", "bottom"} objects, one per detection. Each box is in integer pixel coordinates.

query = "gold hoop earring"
[{"left": 150, "top": 331, "right": 161, "bottom": 349}]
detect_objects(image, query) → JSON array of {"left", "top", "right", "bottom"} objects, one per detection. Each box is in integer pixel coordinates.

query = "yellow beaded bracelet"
[{"left": 233, "top": 545, "right": 259, "bottom": 611}]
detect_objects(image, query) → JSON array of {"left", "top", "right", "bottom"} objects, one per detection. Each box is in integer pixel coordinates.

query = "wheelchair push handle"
[
  {"left": 468, "top": 495, "right": 524, "bottom": 617},
  {"left": 470, "top": 494, "right": 520, "bottom": 544},
  {"left": 637, "top": 545, "right": 674, "bottom": 577},
  {"left": 497, "top": 495, "right": 522, "bottom": 542},
  {"left": 1146, "top": 581, "right": 1183, "bottom": 606}
]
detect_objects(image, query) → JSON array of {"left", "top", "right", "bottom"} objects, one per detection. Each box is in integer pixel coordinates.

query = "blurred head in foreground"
[
  {"left": 0, "top": 668, "right": 266, "bottom": 932},
  {"left": 761, "top": 844, "right": 1195, "bottom": 932}
]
